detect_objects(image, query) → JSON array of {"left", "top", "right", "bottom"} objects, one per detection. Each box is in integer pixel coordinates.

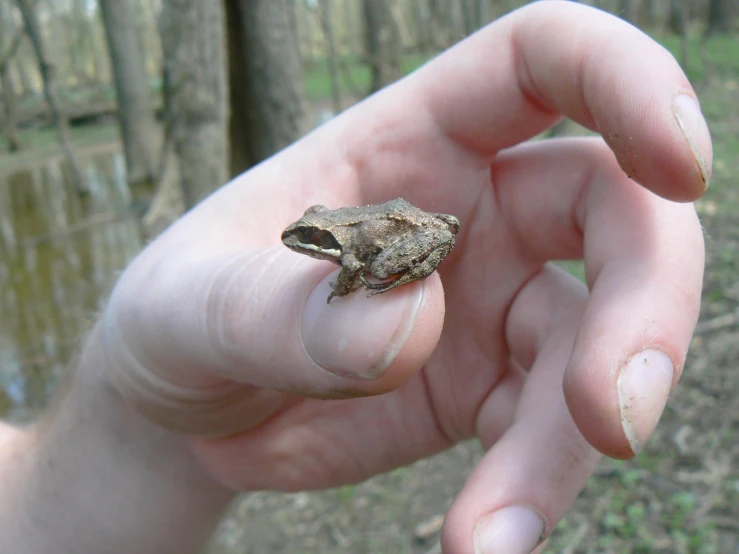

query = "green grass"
[
  {"left": 0, "top": 121, "right": 120, "bottom": 171},
  {"left": 303, "top": 52, "right": 435, "bottom": 101},
  {"left": 658, "top": 31, "right": 739, "bottom": 83}
]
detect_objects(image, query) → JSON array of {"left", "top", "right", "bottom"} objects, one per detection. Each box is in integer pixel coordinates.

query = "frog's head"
[{"left": 281, "top": 205, "right": 343, "bottom": 263}]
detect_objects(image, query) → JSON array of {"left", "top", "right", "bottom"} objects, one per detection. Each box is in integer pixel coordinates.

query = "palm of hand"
[{"left": 101, "top": 3, "right": 707, "bottom": 546}]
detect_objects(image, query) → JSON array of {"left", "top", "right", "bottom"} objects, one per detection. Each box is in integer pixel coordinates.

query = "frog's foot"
[{"left": 359, "top": 274, "right": 395, "bottom": 290}]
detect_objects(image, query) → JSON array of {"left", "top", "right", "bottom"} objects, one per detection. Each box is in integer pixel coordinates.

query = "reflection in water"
[{"left": 0, "top": 151, "right": 146, "bottom": 422}]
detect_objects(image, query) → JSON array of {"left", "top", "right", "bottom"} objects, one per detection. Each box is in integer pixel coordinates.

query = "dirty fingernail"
[
  {"left": 474, "top": 505, "right": 545, "bottom": 554},
  {"left": 673, "top": 93, "right": 712, "bottom": 188},
  {"left": 617, "top": 349, "right": 674, "bottom": 455},
  {"left": 301, "top": 272, "right": 423, "bottom": 379}
]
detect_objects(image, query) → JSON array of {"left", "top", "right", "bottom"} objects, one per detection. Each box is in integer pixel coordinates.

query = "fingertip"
[
  {"left": 563, "top": 367, "right": 633, "bottom": 459},
  {"left": 672, "top": 92, "right": 713, "bottom": 194},
  {"left": 386, "top": 271, "right": 447, "bottom": 383},
  {"left": 301, "top": 269, "right": 447, "bottom": 390},
  {"left": 564, "top": 347, "right": 677, "bottom": 460},
  {"left": 603, "top": 90, "right": 713, "bottom": 203}
]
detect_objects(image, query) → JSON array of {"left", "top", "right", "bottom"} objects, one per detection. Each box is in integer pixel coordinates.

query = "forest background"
[{"left": 0, "top": 0, "right": 738, "bottom": 552}]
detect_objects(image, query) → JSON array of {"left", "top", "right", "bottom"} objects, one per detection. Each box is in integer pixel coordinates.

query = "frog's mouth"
[{"left": 295, "top": 242, "right": 341, "bottom": 259}]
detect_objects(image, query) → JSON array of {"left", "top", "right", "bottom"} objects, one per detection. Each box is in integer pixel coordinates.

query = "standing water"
[{"left": 0, "top": 151, "right": 147, "bottom": 421}]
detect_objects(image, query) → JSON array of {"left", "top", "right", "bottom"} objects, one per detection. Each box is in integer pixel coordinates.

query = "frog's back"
[{"left": 365, "top": 198, "right": 420, "bottom": 221}]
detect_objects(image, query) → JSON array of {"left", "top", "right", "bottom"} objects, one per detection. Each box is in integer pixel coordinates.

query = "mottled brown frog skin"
[{"left": 281, "top": 198, "right": 460, "bottom": 303}]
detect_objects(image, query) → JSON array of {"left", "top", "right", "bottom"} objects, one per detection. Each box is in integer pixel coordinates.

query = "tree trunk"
[
  {"left": 475, "top": 0, "right": 488, "bottom": 29},
  {"left": 15, "top": 0, "right": 85, "bottom": 192},
  {"left": 363, "top": 0, "right": 401, "bottom": 94},
  {"left": 158, "top": 0, "right": 229, "bottom": 209},
  {"left": 618, "top": 0, "right": 641, "bottom": 25},
  {"left": 225, "top": 0, "right": 305, "bottom": 177},
  {"left": 706, "top": 0, "right": 734, "bottom": 35},
  {"left": 319, "top": 0, "right": 342, "bottom": 115},
  {"left": 99, "top": 0, "right": 159, "bottom": 186},
  {"left": 342, "top": 0, "right": 359, "bottom": 58},
  {"left": 1, "top": 66, "right": 22, "bottom": 151},
  {"left": 0, "top": 9, "right": 23, "bottom": 152},
  {"left": 412, "top": 0, "right": 433, "bottom": 53},
  {"left": 461, "top": 0, "right": 475, "bottom": 35},
  {"left": 72, "top": 0, "right": 98, "bottom": 86},
  {"left": 449, "top": 0, "right": 465, "bottom": 42},
  {"left": 12, "top": 55, "right": 32, "bottom": 97},
  {"left": 428, "top": 0, "right": 449, "bottom": 49},
  {"left": 669, "top": 0, "right": 688, "bottom": 67}
]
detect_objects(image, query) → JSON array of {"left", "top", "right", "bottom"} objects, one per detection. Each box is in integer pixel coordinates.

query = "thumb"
[{"left": 98, "top": 247, "right": 445, "bottom": 434}]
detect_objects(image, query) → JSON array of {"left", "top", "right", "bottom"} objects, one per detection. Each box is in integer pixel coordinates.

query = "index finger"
[{"left": 410, "top": 0, "right": 711, "bottom": 201}]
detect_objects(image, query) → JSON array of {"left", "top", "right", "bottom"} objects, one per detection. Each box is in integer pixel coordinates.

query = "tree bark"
[
  {"left": 706, "top": 0, "right": 734, "bottom": 35},
  {"left": 225, "top": 0, "right": 305, "bottom": 177},
  {"left": 669, "top": 0, "right": 688, "bottom": 67},
  {"left": 12, "top": 55, "right": 32, "bottom": 98},
  {"left": 158, "top": 0, "right": 229, "bottom": 209},
  {"left": 0, "top": 9, "right": 23, "bottom": 152},
  {"left": 319, "top": 0, "right": 342, "bottom": 115},
  {"left": 461, "top": 0, "right": 476, "bottom": 35},
  {"left": 1, "top": 65, "right": 21, "bottom": 152},
  {"left": 475, "top": 0, "right": 488, "bottom": 29},
  {"left": 99, "top": 0, "right": 159, "bottom": 186},
  {"left": 71, "top": 0, "right": 100, "bottom": 86},
  {"left": 618, "top": 0, "right": 642, "bottom": 25},
  {"left": 362, "top": 0, "right": 401, "bottom": 94},
  {"left": 428, "top": 0, "right": 449, "bottom": 49},
  {"left": 15, "top": 0, "right": 85, "bottom": 192},
  {"left": 412, "top": 0, "right": 433, "bottom": 52}
]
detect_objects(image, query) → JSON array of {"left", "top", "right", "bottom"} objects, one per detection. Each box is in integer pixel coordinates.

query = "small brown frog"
[{"left": 281, "top": 198, "right": 460, "bottom": 303}]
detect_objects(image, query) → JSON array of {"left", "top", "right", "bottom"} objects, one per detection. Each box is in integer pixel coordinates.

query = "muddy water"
[{"left": 0, "top": 152, "right": 148, "bottom": 421}]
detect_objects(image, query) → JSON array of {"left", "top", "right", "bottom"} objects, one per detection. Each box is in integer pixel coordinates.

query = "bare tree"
[
  {"left": 318, "top": 0, "right": 342, "bottom": 114},
  {"left": 618, "top": 0, "right": 642, "bottom": 25},
  {"left": 12, "top": 53, "right": 32, "bottom": 97},
  {"left": 669, "top": 0, "right": 689, "bottom": 67},
  {"left": 15, "top": 0, "right": 85, "bottom": 191},
  {"left": 99, "top": 0, "right": 159, "bottom": 186},
  {"left": 70, "top": 0, "right": 105, "bottom": 87},
  {"left": 475, "top": 0, "right": 489, "bottom": 29},
  {"left": 363, "top": 0, "right": 401, "bottom": 94},
  {"left": 461, "top": 0, "right": 476, "bottom": 35},
  {"left": 706, "top": 0, "right": 734, "bottom": 35},
  {"left": 0, "top": 5, "right": 23, "bottom": 152},
  {"left": 427, "top": 0, "right": 463, "bottom": 49},
  {"left": 225, "top": 0, "right": 305, "bottom": 176},
  {"left": 412, "top": 0, "right": 434, "bottom": 52},
  {"left": 0, "top": 63, "right": 21, "bottom": 152},
  {"left": 158, "top": 0, "right": 228, "bottom": 209}
]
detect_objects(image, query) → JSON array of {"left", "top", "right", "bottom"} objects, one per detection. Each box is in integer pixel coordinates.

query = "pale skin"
[{"left": 0, "top": 3, "right": 711, "bottom": 554}]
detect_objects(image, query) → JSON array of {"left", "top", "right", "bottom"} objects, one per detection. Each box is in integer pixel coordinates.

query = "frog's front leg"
[
  {"left": 367, "top": 234, "right": 455, "bottom": 296},
  {"left": 328, "top": 254, "right": 364, "bottom": 303}
]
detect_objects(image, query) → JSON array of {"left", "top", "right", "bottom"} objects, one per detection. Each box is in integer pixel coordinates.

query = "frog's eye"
[
  {"left": 312, "top": 230, "right": 340, "bottom": 250},
  {"left": 294, "top": 226, "right": 313, "bottom": 243},
  {"left": 295, "top": 227, "right": 340, "bottom": 251}
]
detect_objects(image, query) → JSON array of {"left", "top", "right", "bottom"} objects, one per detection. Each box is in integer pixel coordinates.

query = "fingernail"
[
  {"left": 617, "top": 349, "right": 674, "bottom": 455},
  {"left": 301, "top": 272, "right": 423, "bottom": 379},
  {"left": 473, "top": 506, "right": 545, "bottom": 554},
  {"left": 673, "top": 93, "right": 712, "bottom": 188}
]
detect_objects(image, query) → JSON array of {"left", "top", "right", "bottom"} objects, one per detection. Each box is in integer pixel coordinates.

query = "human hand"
[{"left": 94, "top": 2, "right": 709, "bottom": 552}]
